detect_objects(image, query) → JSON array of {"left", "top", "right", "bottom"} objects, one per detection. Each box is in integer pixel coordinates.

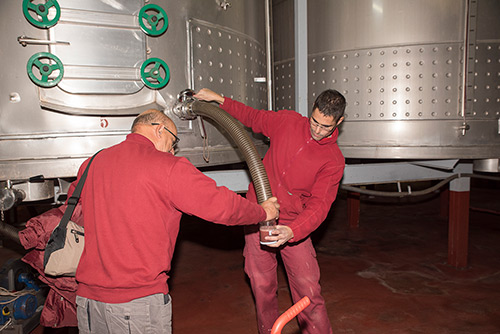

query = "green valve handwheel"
[
  {"left": 138, "top": 4, "right": 168, "bottom": 36},
  {"left": 140, "top": 58, "right": 170, "bottom": 89},
  {"left": 23, "top": 0, "right": 61, "bottom": 29},
  {"left": 27, "top": 52, "right": 64, "bottom": 88}
]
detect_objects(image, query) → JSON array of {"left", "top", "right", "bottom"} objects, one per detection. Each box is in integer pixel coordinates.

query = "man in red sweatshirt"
[
  {"left": 195, "top": 88, "right": 346, "bottom": 334},
  {"left": 70, "top": 110, "right": 279, "bottom": 334}
]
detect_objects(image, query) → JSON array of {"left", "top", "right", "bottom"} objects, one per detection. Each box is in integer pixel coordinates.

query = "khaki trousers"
[{"left": 76, "top": 293, "right": 172, "bottom": 334}]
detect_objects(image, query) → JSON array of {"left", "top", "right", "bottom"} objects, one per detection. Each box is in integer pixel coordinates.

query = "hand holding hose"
[
  {"left": 194, "top": 88, "right": 225, "bottom": 104},
  {"left": 260, "top": 197, "right": 280, "bottom": 221}
]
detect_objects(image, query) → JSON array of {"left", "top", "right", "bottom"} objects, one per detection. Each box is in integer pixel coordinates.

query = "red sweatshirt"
[
  {"left": 221, "top": 98, "right": 345, "bottom": 242},
  {"left": 69, "top": 133, "right": 266, "bottom": 303}
]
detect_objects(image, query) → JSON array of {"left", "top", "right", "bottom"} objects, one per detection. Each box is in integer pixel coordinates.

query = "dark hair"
[{"left": 312, "top": 89, "right": 346, "bottom": 121}]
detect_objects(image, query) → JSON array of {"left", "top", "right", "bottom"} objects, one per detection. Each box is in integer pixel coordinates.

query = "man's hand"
[
  {"left": 194, "top": 88, "right": 225, "bottom": 104},
  {"left": 264, "top": 225, "right": 294, "bottom": 248},
  {"left": 260, "top": 197, "right": 280, "bottom": 222}
]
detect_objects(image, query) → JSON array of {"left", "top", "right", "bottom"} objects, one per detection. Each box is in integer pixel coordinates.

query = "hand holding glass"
[{"left": 259, "top": 219, "right": 277, "bottom": 245}]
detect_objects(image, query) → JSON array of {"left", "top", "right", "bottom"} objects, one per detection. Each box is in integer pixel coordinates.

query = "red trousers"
[{"left": 244, "top": 228, "right": 333, "bottom": 334}]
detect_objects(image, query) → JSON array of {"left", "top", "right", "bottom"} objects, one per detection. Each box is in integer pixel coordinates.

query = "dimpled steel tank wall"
[
  {"left": 273, "top": 0, "right": 500, "bottom": 161},
  {"left": 0, "top": 0, "right": 269, "bottom": 204}
]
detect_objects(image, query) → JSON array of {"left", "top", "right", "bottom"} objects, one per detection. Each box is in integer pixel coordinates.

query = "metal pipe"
[
  {"left": 294, "top": 0, "right": 308, "bottom": 117},
  {"left": 341, "top": 173, "right": 500, "bottom": 198},
  {"left": 265, "top": 0, "right": 274, "bottom": 110}
]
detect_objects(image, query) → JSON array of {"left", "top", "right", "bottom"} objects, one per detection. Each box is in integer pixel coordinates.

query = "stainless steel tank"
[
  {"left": 273, "top": 0, "right": 500, "bottom": 161},
  {"left": 0, "top": 0, "right": 269, "bottom": 204}
]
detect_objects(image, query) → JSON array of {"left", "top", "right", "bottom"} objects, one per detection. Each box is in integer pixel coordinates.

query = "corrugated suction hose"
[
  {"left": 189, "top": 100, "right": 273, "bottom": 204},
  {"left": 0, "top": 96, "right": 273, "bottom": 243}
]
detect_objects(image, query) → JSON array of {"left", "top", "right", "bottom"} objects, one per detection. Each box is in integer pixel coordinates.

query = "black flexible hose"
[
  {"left": 0, "top": 222, "right": 21, "bottom": 244},
  {"left": 191, "top": 100, "right": 273, "bottom": 203}
]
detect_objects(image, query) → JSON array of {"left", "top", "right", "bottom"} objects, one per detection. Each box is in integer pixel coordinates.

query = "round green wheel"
[
  {"left": 26, "top": 52, "right": 64, "bottom": 88},
  {"left": 140, "top": 58, "right": 170, "bottom": 89},
  {"left": 138, "top": 4, "right": 168, "bottom": 36},
  {"left": 22, "top": 0, "right": 61, "bottom": 29}
]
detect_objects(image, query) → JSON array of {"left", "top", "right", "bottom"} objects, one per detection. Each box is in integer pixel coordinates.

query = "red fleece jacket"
[
  {"left": 221, "top": 98, "right": 345, "bottom": 242},
  {"left": 69, "top": 133, "right": 266, "bottom": 303}
]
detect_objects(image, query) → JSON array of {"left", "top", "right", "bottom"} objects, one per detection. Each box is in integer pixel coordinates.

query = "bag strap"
[{"left": 59, "top": 151, "right": 101, "bottom": 229}]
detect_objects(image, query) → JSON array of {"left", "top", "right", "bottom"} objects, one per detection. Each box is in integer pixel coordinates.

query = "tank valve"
[
  {"left": 172, "top": 89, "right": 197, "bottom": 120},
  {"left": 0, "top": 183, "right": 26, "bottom": 212}
]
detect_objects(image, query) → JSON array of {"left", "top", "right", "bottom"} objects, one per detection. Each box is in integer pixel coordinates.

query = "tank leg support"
[
  {"left": 447, "top": 175, "right": 471, "bottom": 269},
  {"left": 440, "top": 189, "right": 449, "bottom": 219},
  {"left": 347, "top": 192, "right": 360, "bottom": 229}
]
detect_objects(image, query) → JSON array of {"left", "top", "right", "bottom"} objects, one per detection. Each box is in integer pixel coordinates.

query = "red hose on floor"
[{"left": 270, "top": 296, "right": 311, "bottom": 334}]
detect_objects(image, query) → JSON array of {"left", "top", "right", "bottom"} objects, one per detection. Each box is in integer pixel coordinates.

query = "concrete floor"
[
  {"left": 169, "top": 182, "right": 500, "bottom": 334},
  {"left": 2, "top": 181, "right": 499, "bottom": 334}
]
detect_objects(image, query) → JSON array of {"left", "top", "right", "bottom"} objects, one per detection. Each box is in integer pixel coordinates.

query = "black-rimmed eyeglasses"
[
  {"left": 309, "top": 116, "right": 335, "bottom": 132},
  {"left": 151, "top": 123, "right": 180, "bottom": 147}
]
